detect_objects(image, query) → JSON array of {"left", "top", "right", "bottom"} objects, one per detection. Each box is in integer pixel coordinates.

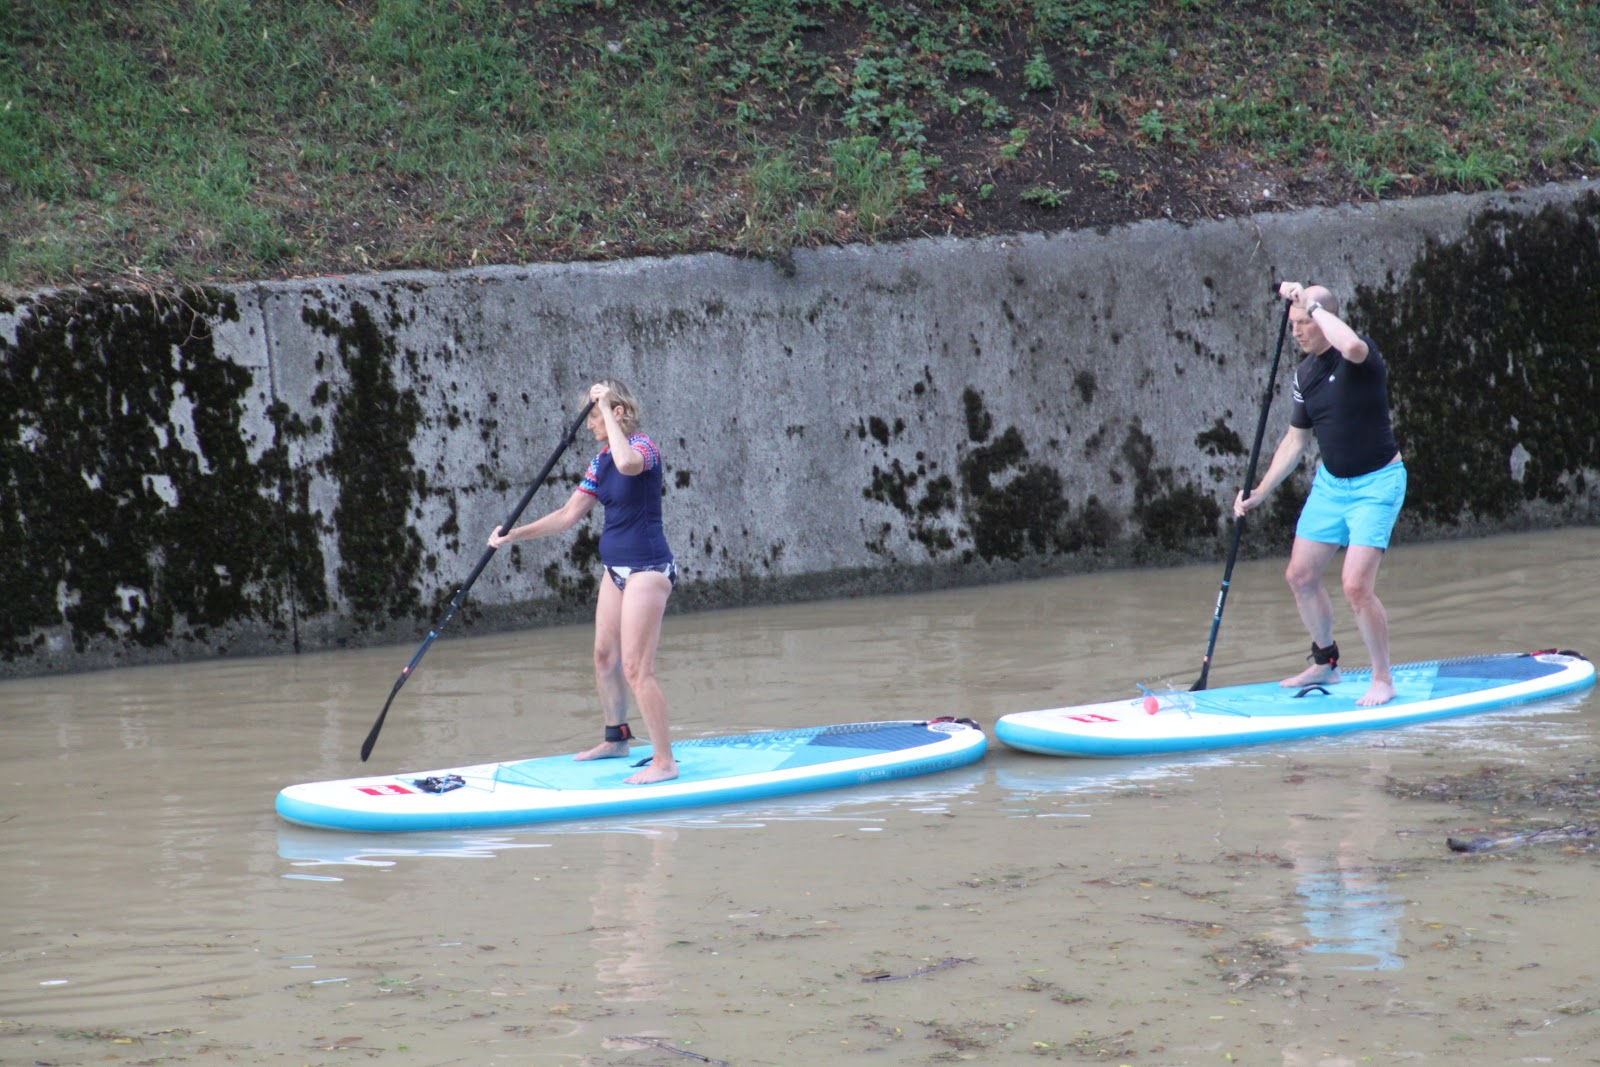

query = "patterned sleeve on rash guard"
[
  {"left": 630, "top": 433, "right": 662, "bottom": 470},
  {"left": 577, "top": 453, "right": 603, "bottom": 497},
  {"left": 577, "top": 435, "right": 661, "bottom": 498}
]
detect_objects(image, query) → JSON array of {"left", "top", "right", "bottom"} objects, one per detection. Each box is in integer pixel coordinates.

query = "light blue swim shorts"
[{"left": 1296, "top": 461, "right": 1407, "bottom": 549}]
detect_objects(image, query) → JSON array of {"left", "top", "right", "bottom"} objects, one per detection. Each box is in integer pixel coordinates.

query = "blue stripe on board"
[
  {"left": 775, "top": 723, "right": 943, "bottom": 770},
  {"left": 1434, "top": 654, "right": 1559, "bottom": 682},
  {"left": 810, "top": 723, "right": 940, "bottom": 750}
]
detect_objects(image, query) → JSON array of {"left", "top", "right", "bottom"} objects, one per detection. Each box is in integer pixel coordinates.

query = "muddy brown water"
[{"left": 5, "top": 528, "right": 1600, "bottom": 1066}]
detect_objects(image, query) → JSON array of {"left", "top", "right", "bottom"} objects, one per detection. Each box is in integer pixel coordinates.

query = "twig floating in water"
[
  {"left": 610, "top": 1036, "right": 730, "bottom": 1065},
  {"left": 1140, "top": 913, "right": 1227, "bottom": 931},
  {"left": 861, "top": 957, "right": 974, "bottom": 982},
  {"left": 1446, "top": 823, "right": 1597, "bottom": 854}
]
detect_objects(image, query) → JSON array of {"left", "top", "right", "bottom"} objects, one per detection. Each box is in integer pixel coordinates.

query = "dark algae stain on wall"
[
  {"left": 1355, "top": 193, "right": 1600, "bottom": 527},
  {"left": 303, "top": 300, "right": 426, "bottom": 629},
  {"left": 959, "top": 419, "right": 1070, "bottom": 562},
  {"left": 7, "top": 188, "right": 1598, "bottom": 675},
  {"left": 1120, "top": 421, "right": 1222, "bottom": 557},
  {"left": 861, "top": 385, "right": 1118, "bottom": 565},
  {"left": 0, "top": 288, "right": 318, "bottom": 661}
]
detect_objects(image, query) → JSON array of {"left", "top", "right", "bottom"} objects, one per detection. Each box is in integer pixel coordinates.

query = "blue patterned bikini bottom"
[{"left": 604, "top": 560, "right": 678, "bottom": 592}]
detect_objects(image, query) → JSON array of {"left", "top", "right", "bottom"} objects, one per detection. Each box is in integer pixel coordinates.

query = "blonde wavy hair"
[{"left": 594, "top": 378, "right": 642, "bottom": 435}]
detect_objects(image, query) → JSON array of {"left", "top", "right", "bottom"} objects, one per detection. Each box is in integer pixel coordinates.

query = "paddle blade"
[{"left": 361, "top": 673, "right": 409, "bottom": 761}]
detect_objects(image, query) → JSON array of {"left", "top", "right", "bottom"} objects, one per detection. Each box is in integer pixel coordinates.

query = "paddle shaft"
[
  {"left": 360, "top": 399, "right": 596, "bottom": 761},
  {"left": 1192, "top": 299, "right": 1292, "bottom": 692}
]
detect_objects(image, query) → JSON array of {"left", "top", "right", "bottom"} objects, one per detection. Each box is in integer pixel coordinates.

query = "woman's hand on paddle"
[
  {"left": 1233, "top": 488, "right": 1263, "bottom": 518},
  {"left": 488, "top": 523, "right": 514, "bottom": 548}
]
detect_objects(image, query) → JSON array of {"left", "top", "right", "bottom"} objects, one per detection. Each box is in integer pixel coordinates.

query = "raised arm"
[
  {"left": 1280, "top": 281, "right": 1368, "bottom": 363},
  {"left": 591, "top": 382, "right": 644, "bottom": 475}
]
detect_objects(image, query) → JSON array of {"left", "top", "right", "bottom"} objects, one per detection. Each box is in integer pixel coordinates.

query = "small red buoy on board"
[{"left": 1143, "top": 694, "right": 1160, "bottom": 715}]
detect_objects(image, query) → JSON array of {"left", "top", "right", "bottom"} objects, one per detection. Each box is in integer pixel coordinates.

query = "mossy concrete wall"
[{"left": 3, "top": 183, "right": 1597, "bottom": 676}]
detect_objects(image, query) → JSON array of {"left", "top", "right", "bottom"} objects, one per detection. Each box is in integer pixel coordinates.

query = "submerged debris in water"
[
  {"left": 1387, "top": 761, "right": 1600, "bottom": 811},
  {"left": 861, "top": 956, "right": 974, "bottom": 982},
  {"left": 1446, "top": 823, "right": 1598, "bottom": 854},
  {"left": 609, "top": 1035, "right": 729, "bottom": 1065}
]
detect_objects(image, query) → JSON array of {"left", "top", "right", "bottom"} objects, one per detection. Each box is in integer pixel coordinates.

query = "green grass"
[{"left": 2, "top": 0, "right": 1598, "bottom": 291}]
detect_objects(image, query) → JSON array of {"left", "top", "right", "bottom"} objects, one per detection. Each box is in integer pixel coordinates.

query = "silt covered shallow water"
[{"left": 4, "top": 528, "right": 1600, "bottom": 1065}]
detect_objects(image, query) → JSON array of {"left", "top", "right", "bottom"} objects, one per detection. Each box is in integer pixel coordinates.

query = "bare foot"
[
  {"left": 1281, "top": 662, "right": 1340, "bottom": 688},
  {"left": 1356, "top": 679, "right": 1395, "bottom": 707},
  {"left": 574, "top": 739, "right": 630, "bottom": 761},
  {"left": 624, "top": 760, "right": 679, "bottom": 785}
]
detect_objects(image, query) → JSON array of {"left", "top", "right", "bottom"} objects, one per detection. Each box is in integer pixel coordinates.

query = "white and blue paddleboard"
[
  {"left": 995, "top": 650, "right": 1593, "bottom": 758},
  {"left": 277, "top": 718, "right": 987, "bottom": 832}
]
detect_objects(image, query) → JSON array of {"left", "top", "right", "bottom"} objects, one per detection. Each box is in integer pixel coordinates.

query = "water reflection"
[
  {"left": 1296, "top": 866, "right": 1405, "bottom": 970},
  {"left": 589, "top": 829, "right": 676, "bottom": 1002},
  {"left": 8, "top": 528, "right": 1600, "bottom": 1067},
  {"left": 1285, "top": 755, "right": 1406, "bottom": 972},
  {"left": 273, "top": 775, "right": 990, "bottom": 1032},
  {"left": 276, "top": 827, "right": 555, "bottom": 870}
]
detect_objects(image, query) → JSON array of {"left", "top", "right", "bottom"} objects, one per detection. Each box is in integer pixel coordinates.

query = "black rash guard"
[{"left": 1288, "top": 333, "right": 1400, "bottom": 479}]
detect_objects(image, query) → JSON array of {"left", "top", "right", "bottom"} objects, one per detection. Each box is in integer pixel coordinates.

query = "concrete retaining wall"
[{"left": 3, "top": 183, "right": 1597, "bottom": 676}]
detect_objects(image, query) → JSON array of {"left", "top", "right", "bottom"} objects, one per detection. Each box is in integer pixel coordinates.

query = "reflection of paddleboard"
[
  {"left": 276, "top": 826, "right": 551, "bottom": 866},
  {"left": 277, "top": 719, "right": 987, "bottom": 832},
  {"left": 995, "top": 651, "right": 1594, "bottom": 758}
]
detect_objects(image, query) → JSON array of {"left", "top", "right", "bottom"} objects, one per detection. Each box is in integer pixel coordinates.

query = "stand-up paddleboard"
[
  {"left": 277, "top": 718, "right": 986, "bottom": 832},
  {"left": 995, "top": 650, "right": 1593, "bottom": 758}
]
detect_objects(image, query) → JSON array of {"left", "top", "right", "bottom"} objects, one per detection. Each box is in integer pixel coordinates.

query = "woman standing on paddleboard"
[{"left": 489, "top": 380, "right": 679, "bottom": 784}]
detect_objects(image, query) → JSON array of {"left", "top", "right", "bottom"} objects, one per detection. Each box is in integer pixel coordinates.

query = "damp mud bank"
[{"left": 3, "top": 183, "right": 1598, "bottom": 676}]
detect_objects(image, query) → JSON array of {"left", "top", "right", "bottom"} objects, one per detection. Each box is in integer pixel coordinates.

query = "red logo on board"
[{"left": 356, "top": 783, "right": 414, "bottom": 796}]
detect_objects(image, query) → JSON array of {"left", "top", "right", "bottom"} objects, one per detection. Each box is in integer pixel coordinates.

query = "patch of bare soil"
[{"left": 270, "top": 5, "right": 1592, "bottom": 283}]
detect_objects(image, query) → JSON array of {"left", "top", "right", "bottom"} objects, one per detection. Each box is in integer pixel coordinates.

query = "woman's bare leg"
[
  {"left": 575, "top": 576, "right": 632, "bottom": 761},
  {"left": 615, "top": 572, "right": 676, "bottom": 784}
]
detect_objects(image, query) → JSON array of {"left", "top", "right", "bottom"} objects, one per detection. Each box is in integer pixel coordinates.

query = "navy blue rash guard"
[
  {"left": 1289, "top": 334, "right": 1400, "bottom": 479},
  {"left": 578, "top": 433, "right": 673, "bottom": 567}
]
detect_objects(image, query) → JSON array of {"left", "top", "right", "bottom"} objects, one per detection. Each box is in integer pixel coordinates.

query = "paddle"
[
  {"left": 1191, "top": 298, "right": 1292, "bottom": 692},
  {"left": 359, "top": 399, "right": 596, "bottom": 761}
]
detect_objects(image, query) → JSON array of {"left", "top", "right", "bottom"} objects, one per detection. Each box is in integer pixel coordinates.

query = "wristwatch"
[{"left": 1305, "top": 300, "right": 1324, "bottom": 316}]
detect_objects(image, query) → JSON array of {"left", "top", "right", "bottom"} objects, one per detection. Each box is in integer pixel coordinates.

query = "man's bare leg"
[
  {"left": 1344, "top": 545, "right": 1395, "bottom": 706},
  {"left": 1282, "top": 537, "right": 1343, "bottom": 687}
]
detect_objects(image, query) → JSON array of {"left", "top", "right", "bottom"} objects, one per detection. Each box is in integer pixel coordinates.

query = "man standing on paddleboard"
[
  {"left": 1233, "top": 282, "right": 1406, "bottom": 707},
  {"left": 489, "top": 380, "right": 680, "bottom": 784}
]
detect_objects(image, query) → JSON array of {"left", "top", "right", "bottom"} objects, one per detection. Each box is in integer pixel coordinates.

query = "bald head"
[{"left": 1303, "top": 285, "right": 1340, "bottom": 316}]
